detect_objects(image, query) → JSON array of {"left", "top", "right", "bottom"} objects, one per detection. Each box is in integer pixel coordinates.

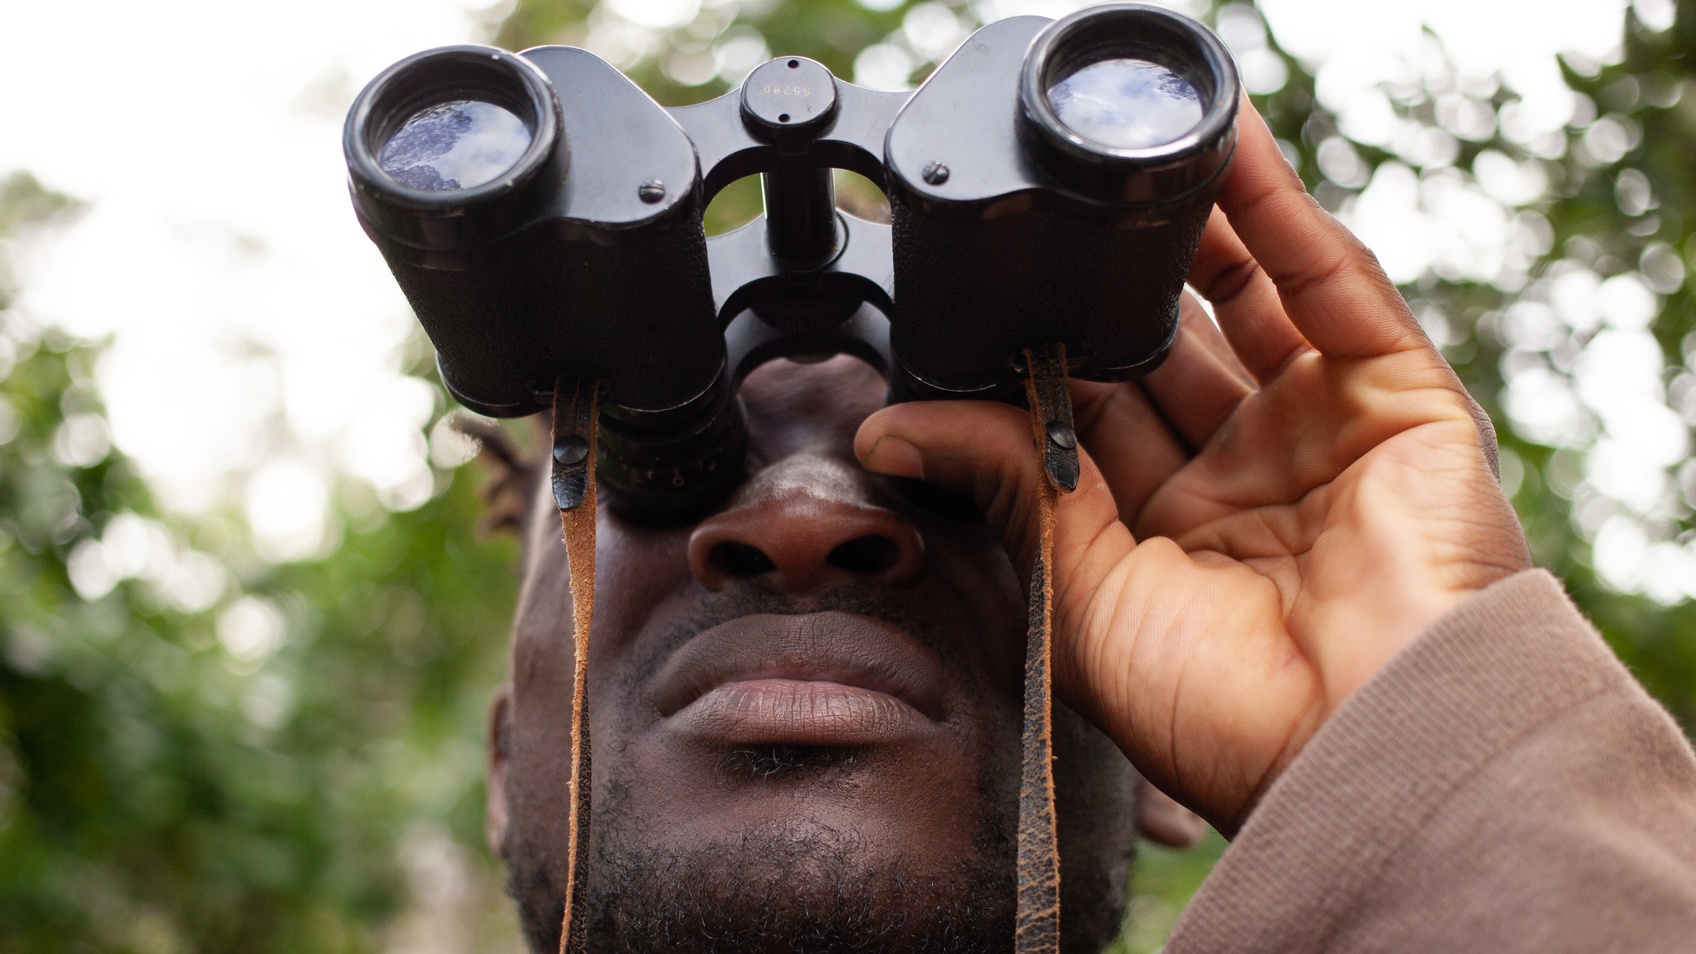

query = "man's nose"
[{"left": 686, "top": 456, "right": 925, "bottom": 591}]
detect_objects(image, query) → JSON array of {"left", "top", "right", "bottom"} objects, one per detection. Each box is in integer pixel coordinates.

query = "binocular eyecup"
[
  {"left": 345, "top": 47, "right": 563, "bottom": 248},
  {"left": 1020, "top": 4, "right": 1238, "bottom": 204}
]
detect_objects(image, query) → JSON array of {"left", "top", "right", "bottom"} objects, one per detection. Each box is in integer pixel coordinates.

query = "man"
[{"left": 484, "top": 101, "right": 1696, "bottom": 952}]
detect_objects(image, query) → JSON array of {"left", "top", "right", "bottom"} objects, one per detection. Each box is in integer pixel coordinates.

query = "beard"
[
  {"left": 503, "top": 770, "right": 1017, "bottom": 954},
  {"left": 502, "top": 583, "right": 1021, "bottom": 952}
]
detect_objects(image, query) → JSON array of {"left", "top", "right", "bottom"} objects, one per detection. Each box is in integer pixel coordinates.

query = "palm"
[
  {"left": 1067, "top": 335, "right": 1520, "bottom": 827},
  {"left": 1138, "top": 349, "right": 1478, "bottom": 606}
]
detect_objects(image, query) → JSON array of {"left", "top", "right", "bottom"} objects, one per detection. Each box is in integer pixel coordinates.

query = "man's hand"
[{"left": 855, "top": 100, "right": 1531, "bottom": 833}]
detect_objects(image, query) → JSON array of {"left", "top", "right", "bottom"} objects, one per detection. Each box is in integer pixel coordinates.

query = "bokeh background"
[{"left": 1, "top": 0, "right": 1692, "bottom": 950}]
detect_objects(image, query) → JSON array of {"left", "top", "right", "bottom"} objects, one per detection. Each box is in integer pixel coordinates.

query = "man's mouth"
[{"left": 649, "top": 611, "right": 949, "bottom": 747}]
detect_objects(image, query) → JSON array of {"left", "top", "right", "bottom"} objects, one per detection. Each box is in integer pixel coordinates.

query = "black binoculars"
[{"left": 344, "top": 2, "right": 1240, "bottom": 524}]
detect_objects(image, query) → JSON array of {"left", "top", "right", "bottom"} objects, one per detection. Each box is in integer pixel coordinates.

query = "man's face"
[{"left": 488, "top": 357, "right": 1138, "bottom": 953}]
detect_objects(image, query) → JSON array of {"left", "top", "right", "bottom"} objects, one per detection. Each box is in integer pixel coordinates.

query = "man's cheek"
[{"left": 592, "top": 520, "right": 692, "bottom": 620}]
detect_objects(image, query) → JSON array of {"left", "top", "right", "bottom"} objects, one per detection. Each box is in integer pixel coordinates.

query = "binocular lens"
[
  {"left": 377, "top": 99, "right": 533, "bottom": 192},
  {"left": 1046, "top": 57, "right": 1203, "bottom": 150}
]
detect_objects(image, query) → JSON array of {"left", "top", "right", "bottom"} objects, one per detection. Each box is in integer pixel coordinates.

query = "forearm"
[{"left": 1165, "top": 570, "right": 1696, "bottom": 953}]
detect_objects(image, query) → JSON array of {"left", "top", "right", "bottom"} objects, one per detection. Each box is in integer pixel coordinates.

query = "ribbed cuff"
[{"left": 1163, "top": 570, "right": 1628, "bottom": 953}]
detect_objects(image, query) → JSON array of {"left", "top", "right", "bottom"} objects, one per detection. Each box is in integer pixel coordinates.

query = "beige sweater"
[{"left": 1164, "top": 570, "right": 1696, "bottom": 952}]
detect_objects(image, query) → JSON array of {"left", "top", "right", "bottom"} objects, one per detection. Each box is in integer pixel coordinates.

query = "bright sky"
[
  {"left": 5, "top": 0, "right": 1681, "bottom": 595},
  {"left": 1, "top": 0, "right": 507, "bottom": 559}
]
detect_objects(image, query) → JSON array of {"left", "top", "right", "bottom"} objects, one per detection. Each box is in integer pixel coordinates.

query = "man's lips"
[{"left": 650, "top": 611, "right": 948, "bottom": 746}]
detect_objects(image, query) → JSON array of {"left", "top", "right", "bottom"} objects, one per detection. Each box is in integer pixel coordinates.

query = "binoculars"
[{"left": 344, "top": 3, "right": 1240, "bottom": 524}]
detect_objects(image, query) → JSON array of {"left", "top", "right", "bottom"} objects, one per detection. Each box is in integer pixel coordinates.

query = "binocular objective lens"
[
  {"left": 377, "top": 100, "right": 532, "bottom": 192},
  {"left": 1047, "top": 58, "right": 1203, "bottom": 150}
]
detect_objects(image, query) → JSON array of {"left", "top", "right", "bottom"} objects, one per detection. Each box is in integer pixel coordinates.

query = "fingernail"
[{"left": 867, "top": 435, "right": 925, "bottom": 480}]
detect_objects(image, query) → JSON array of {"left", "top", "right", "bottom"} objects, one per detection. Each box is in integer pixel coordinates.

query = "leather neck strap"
[
  {"left": 549, "top": 348, "right": 1076, "bottom": 954},
  {"left": 1014, "top": 342, "right": 1076, "bottom": 954},
  {"left": 550, "top": 379, "right": 598, "bottom": 954}
]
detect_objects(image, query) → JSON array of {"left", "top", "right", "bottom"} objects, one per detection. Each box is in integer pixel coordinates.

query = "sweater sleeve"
[{"left": 1162, "top": 569, "right": 1696, "bottom": 953}]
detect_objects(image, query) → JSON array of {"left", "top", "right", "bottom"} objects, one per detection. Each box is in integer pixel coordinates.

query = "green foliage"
[
  {"left": 1105, "top": 831, "right": 1227, "bottom": 954},
  {"left": 1, "top": 173, "right": 521, "bottom": 953},
  {"left": 0, "top": 172, "right": 81, "bottom": 245},
  {"left": 1493, "top": 6, "right": 1696, "bottom": 727},
  {"left": 1263, "top": 1, "right": 1696, "bottom": 726}
]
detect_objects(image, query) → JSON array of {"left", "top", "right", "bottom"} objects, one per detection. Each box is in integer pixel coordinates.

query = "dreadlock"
[{"left": 450, "top": 413, "right": 546, "bottom": 538}]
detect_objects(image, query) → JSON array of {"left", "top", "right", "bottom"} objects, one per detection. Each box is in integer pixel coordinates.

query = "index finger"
[{"left": 1215, "top": 99, "right": 1428, "bottom": 361}]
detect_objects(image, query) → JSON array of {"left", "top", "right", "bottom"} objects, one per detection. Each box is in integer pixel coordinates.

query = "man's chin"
[{"left": 506, "top": 817, "right": 1014, "bottom": 954}]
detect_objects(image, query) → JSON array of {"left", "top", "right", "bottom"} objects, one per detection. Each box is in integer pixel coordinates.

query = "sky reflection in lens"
[
  {"left": 1047, "top": 58, "right": 1203, "bottom": 150},
  {"left": 378, "top": 100, "right": 531, "bottom": 192}
]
